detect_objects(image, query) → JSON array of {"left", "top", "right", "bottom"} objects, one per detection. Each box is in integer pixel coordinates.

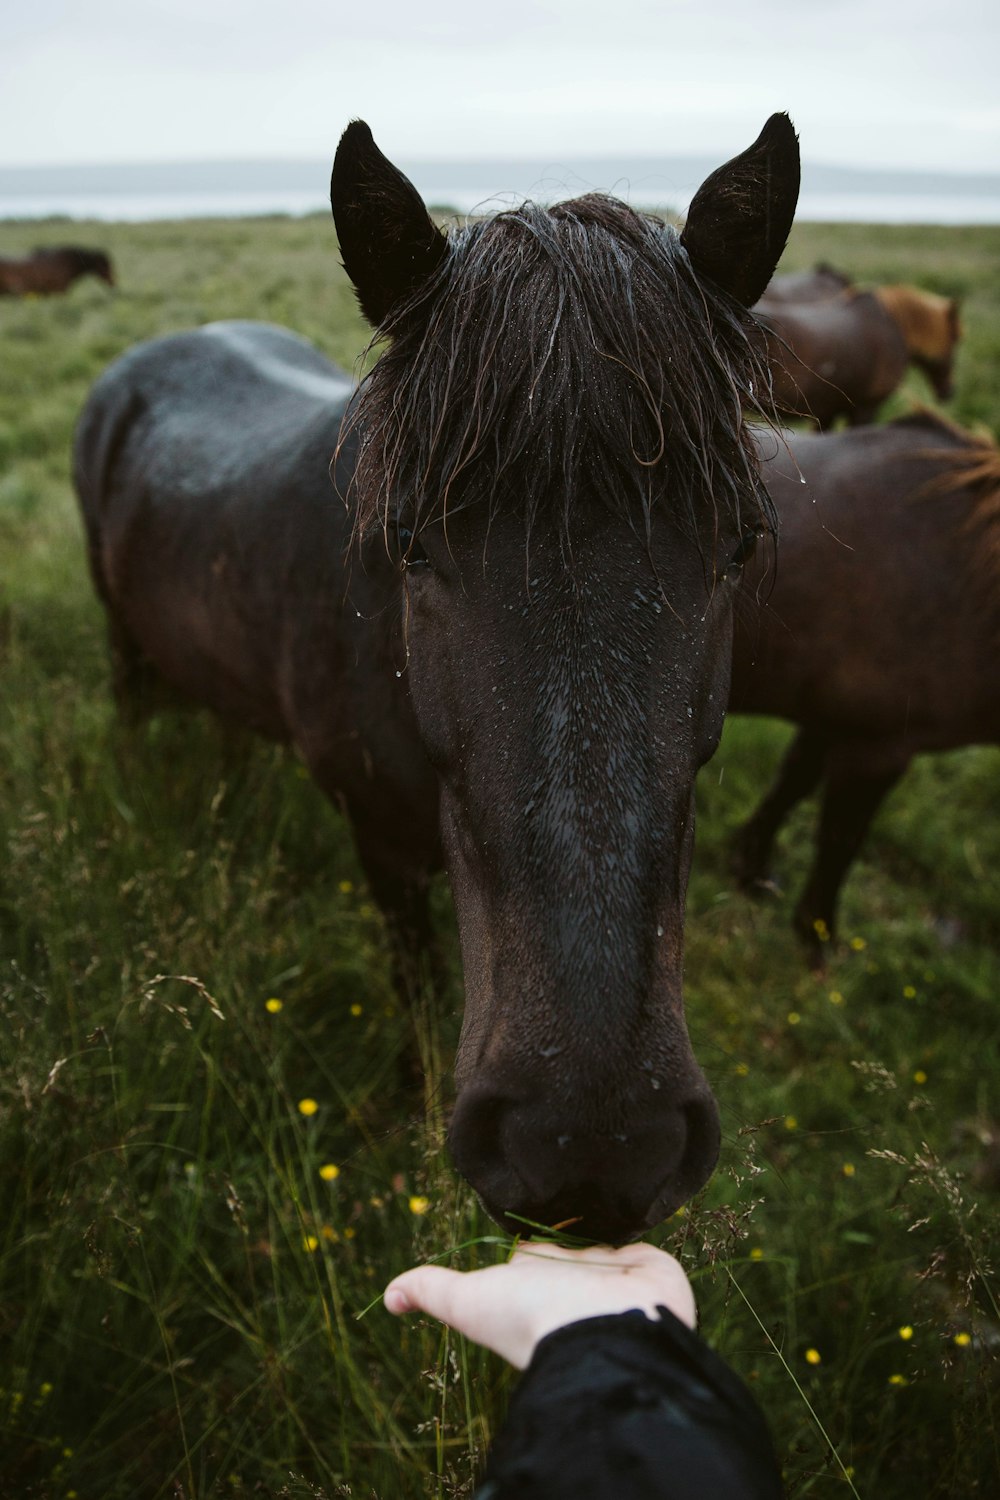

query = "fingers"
[{"left": 384, "top": 1263, "right": 466, "bottom": 1320}]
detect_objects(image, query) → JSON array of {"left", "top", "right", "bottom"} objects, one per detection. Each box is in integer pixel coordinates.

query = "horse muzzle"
[{"left": 447, "top": 1076, "right": 721, "bottom": 1244}]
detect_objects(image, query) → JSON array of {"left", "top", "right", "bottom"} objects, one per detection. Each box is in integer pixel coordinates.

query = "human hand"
[{"left": 384, "top": 1241, "right": 695, "bottom": 1370}]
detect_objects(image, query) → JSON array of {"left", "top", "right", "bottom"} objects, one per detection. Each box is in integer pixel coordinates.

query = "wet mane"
[{"left": 342, "top": 194, "right": 776, "bottom": 556}]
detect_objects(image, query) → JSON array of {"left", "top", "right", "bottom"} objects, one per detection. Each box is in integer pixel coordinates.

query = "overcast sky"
[{"left": 4, "top": 0, "right": 998, "bottom": 174}]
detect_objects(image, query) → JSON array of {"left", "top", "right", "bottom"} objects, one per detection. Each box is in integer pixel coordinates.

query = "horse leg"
[
  {"left": 793, "top": 747, "right": 908, "bottom": 962},
  {"left": 732, "top": 728, "right": 827, "bottom": 892}
]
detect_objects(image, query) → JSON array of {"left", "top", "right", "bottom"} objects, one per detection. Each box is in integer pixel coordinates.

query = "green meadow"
[{"left": 0, "top": 211, "right": 997, "bottom": 1498}]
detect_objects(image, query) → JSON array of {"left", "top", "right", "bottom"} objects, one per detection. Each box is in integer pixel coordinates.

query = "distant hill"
[{"left": 2, "top": 156, "right": 999, "bottom": 203}]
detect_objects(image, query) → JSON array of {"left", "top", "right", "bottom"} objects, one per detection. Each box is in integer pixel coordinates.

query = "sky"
[{"left": 3, "top": 0, "right": 998, "bottom": 175}]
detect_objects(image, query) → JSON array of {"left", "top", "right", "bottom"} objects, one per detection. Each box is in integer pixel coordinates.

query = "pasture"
[{"left": 0, "top": 208, "right": 997, "bottom": 1498}]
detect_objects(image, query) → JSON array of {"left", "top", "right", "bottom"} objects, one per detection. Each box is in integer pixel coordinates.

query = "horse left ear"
[
  {"left": 331, "top": 120, "right": 448, "bottom": 329},
  {"left": 681, "top": 113, "right": 800, "bottom": 308}
]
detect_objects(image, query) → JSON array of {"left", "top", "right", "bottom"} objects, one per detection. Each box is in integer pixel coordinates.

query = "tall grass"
[{"left": 0, "top": 213, "right": 997, "bottom": 1497}]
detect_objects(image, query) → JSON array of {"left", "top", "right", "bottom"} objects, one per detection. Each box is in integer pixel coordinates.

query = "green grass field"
[{"left": 0, "top": 211, "right": 998, "bottom": 1499}]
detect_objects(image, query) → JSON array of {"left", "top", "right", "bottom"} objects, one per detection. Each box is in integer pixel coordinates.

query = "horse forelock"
[{"left": 343, "top": 194, "right": 776, "bottom": 561}]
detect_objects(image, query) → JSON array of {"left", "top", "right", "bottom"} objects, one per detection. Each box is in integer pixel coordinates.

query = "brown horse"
[
  {"left": 74, "top": 116, "right": 800, "bottom": 1243},
  {"left": 757, "top": 261, "right": 852, "bottom": 305},
  {"left": 759, "top": 284, "right": 961, "bottom": 429},
  {"left": 0, "top": 246, "right": 115, "bottom": 296},
  {"left": 730, "top": 411, "right": 999, "bottom": 959}
]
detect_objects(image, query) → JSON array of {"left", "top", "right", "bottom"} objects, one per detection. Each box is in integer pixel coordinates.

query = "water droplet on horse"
[
  {"left": 650, "top": 1077, "right": 661, "bottom": 1090},
  {"left": 686, "top": 705, "right": 693, "bottom": 718},
  {"left": 395, "top": 670, "right": 402, "bottom": 678},
  {"left": 656, "top": 924, "right": 664, "bottom": 938}
]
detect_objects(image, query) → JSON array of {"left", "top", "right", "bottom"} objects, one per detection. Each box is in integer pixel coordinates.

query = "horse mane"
[
  {"left": 874, "top": 285, "right": 958, "bottom": 362},
  {"left": 342, "top": 194, "right": 777, "bottom": 560},
  {"left": 897, "top": 408, "right": 1000, "bottom": 566}
]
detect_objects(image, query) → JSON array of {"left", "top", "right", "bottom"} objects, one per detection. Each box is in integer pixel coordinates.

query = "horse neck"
[{"left": 874, "top": 285, "right": 952, "bottom": 362}]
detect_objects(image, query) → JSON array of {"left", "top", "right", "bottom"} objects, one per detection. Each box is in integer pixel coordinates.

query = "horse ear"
[
  {"left": 681, "top": 113, "right": 800, "bottom": 308},
  {"left": 331, "top": 120, "right": 447, "bottom": 329}
]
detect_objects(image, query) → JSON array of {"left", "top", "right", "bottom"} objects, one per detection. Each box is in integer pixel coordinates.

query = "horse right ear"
[
  {"left": 681, "top": 113, "right": 800, "bottom": 308},
  {"left": 331, "top": 121, "right": 448, "bottom": 329}
]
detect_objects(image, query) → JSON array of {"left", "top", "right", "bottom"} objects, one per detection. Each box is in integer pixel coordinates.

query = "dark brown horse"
[
  {"left": 759, "top": 284, "right": 961, "bottom": 429},
  {"left": 757, "top": 261, "right": 852, "bottom": 305},
  {"left": 74, "top": 115, "right": 799, "bottom": 1242},
  {"left": 0, "top": 246, "right": 115, "bottom": 296},
  {"left": 730, "top": 411, "right": 999, "bottom": 959}
]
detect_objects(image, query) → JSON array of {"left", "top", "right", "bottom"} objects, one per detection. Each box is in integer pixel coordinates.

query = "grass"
[{"left": 0, "top": 210, "right": 997, "bottom": 1498}]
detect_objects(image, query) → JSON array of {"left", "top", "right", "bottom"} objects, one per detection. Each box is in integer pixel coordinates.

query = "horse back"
[
  {"left": 761, "top": 292, "right": 908, "bottom": 426},
  {"left": 737, "top": 418, "right": 999, "bottom": 745},
  {"left": 74, "top": 322, "right": 356, "bottom": 739}
]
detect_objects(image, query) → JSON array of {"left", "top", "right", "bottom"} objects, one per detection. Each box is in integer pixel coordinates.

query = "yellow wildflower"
[
  {"left": 913, "top": 1069, "right": 927, "bottom": 1085},
  {"left": 734, "top": 1062, "right": 749, "bottom": 1077},
  {"left": 350, "top": 1003, "right": 363, "bottom": 1017},
  {"left": 787, "top": 1011, "right": 801, "bottom": 1026},
  {"left": 804, "top": 1348, "right": 821, "bottom": 1365},
  {"left": 849, "top": 936, "right": 866, "bottom": 951},
  {"left": 903, "top": 985, "right": 917, "bottom": 999},
  {"left": 750, "top": 1247, "right": 764, "bottom": 1261},
  {"left": 813, "top": 919, "right": 830, "bottom": 941},
  {"left": 898, "top": 1325, "right": 914, "bottom": 1341},
  {"left": 954, "top": 1332, "right": 972, "bottom": 1348},
  {"left": 408, "top": 1195, "right": 431, "bottom": 1215},
  {"left": 784, "top": 1115, "right": 798, "bottom": 1131},
  {"left": 297, "top": 1098, "right": 319, "bottom": 1117},
  {"left": 303, "top": 1234, "right": 319, "bottom": 1252},
  {"left": 338, "top": 879, "right": 354, "bottom": 894},
  {"left": 319, "top": 1163, "right": 340, "bottom": 1182},
  {"left": 842, "top": 1162, "right": 855, "bottom": 1177},
  {"left": 888, "top": 1373, "right": 907, "bottom": 1386},
  {"left": 265, "top": 997, "right": 283, "bottom": 1014},
  {"left": 828, "top": 990, "right": 844, "bottom": 1006}
]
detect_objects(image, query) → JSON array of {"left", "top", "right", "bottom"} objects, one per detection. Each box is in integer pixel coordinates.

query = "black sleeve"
[{"left": 474, "top": 1307, "right": 782, "bottom": 1500}]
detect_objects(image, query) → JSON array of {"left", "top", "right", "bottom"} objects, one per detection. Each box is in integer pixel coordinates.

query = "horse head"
[
  {"left": 877, "top": 284, "right": 962, "bottom": 402},
  {"left": 331, "top": 116, "right": 798, "bottom": 1242}
]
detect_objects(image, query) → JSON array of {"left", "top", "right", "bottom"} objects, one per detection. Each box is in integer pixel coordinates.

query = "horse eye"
[
  {"left": 397, "top": 526, "right": 430, "bottom": 570},
  {"left": 727, "top": 529, "right": 763, "bottom": 574}
]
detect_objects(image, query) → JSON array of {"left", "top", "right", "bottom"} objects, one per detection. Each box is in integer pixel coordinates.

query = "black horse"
[{"left": 74, "top": 116, "right": 799, "bottom": 1242}]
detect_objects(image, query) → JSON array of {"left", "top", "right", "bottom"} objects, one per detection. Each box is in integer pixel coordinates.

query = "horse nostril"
[{"left": 449, "top": 1083, "right": 721, "bottom": 1243}]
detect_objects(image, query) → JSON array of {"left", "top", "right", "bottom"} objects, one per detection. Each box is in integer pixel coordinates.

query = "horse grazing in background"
[
  {"left": 873, "top": 284, "right": 962, "bottom": 401},
  {"left": 759, "top": 284, "right": 961, "bottom": 429},
  {"left": 73, "top": 114, "right": 799, "bottom": 1243},
  {"left": 730, "top": 411, "right": 999, "bottom": 961},
  {"left": 0, "top": 246, "right": 115, "bottom": 296},
  {"left": 757, "top": 261, "right": 852, "bottom": 305}
]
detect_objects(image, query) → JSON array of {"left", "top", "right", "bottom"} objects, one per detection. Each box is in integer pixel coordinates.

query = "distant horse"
[
  {"left": 0, "top": 246, "right": 115, "bottom": 296},
  {"left": 730, "top": 411, "right": 998, "bottom": 960},
  {"left": 757, "top": 261, "right": 852, "bottom": 305},
  {"left": 759, "top": 284, "right": 961, "bottom": 429},
  {"left": 73, "top": 115, "right": 799, "bottom": 1243}
]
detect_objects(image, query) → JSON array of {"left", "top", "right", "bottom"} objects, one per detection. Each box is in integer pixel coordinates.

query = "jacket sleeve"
[{"left": 474, "top": 1306, "right": 782, "bottom": 1500}]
